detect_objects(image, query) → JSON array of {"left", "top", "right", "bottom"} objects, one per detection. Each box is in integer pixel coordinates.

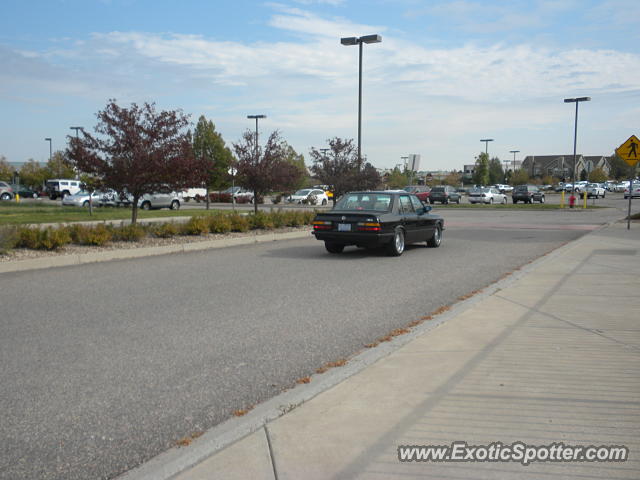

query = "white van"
[{"left": 45, "top": 179, "right": 82, "bottom": 200}]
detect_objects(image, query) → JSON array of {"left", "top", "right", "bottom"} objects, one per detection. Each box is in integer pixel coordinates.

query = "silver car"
[
  {"left": 138, "top": 190, "right": 181, "bottom": 210},
  {"left": 0, "top": 181, "right": 14, "bottom": 201},
  {"left": 61, "top": 190, "right": 104, "bottom": 207}
]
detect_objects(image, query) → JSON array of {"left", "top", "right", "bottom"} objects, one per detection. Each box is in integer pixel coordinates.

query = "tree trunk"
[
  {"left": 131, "top": 194, "right": 139, "bottom": 224},
  {"left": 254, "top": 193, "right": 259, "bottom": 215},
  {"left": 206, "top": 186, "right": 210, "bottom": 210}
]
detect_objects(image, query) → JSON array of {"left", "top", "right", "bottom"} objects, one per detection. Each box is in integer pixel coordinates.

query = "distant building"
[{"left": 521, "top": 155, "right": 610, "bottom": 180}]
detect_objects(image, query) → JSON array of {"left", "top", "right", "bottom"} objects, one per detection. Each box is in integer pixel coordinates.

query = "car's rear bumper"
[{"left": 312, "top": 231, "right": 394, "bottom": 246}]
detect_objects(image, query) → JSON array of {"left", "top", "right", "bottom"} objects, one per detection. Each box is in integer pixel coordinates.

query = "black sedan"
[
  {"left": 9, "top": 184, "right": 39, "bottom": 199},
  {"left": 312, "top": 191, "right": 444, "bottom": 256}
]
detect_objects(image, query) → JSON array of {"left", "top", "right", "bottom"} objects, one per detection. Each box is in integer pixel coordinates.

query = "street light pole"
[
  {"left": 340, "top": 34, "right": 382, "bottom": 171},
  {"left": 247, "top": 114, "right": 266, "bottom": 213},
  {"left": 44, "top": 137, "right": 54, "bottom": 176},
  {"left": 69, "top": 126, "right": 83, "bottom": 138},
  {"left": 564, "top": 97, "right": 591, "bottom": 195},
  {"left": 480, "top": 138, "right": 494, "bottom": 157}
]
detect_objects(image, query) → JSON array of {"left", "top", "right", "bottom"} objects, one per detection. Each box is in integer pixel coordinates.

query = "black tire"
[
  {"left": 427, "top": 224, "right": 442, "bottom": 248},
  {"left": 0, "top": 193, "right": 11, "bottom": 201},
  {"left": 540, "top": 196, "right": 545, "bottom": 204},
  {"left": 325, "top": 242, "right": 345, "bottom": 254},
  {"left": 444, "top": 199, "right": 449, "bottom": 205},
  {"left": 62, "top": 191, "right": 70, "bottom": 199},
  {"left": 386, "top": 227, "right": 405, "bottom": 256},
  {"left": 141, "top": 201, "right": 151, "bottom": 210},
  {"left": 489, "top": 197, "right": 494, "bottom": 204},
  {"left": 82, "top": 200, "right": 89, "bottom": 207},
  {"left": 603, "top": 192, "right": 605, "bottom": 198},
  {"left": 322, "top": 199, "right": 327, "bottom": 206},
  {"left": 429, "top": 199, "right": 434, "bottom": 204},
  {"left": 502, "top": 196, "right": 507, "bottom": 204},
  {"left": 170, "top": 200, "right": 180, "bottom": 210},
  {"left": 512, "top": 199, "right": 517, "bottom": 204},
  {"left": 456, "top": 197, "right": 461, "bottom": 204}
]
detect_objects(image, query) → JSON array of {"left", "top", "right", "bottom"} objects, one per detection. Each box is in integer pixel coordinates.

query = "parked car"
[
  {"left": 45, "top": 179, "right": 82, "bottom": 200},
  {"left": 428, "top": 185, "right": 461, "bottom": 204},
  {"left": 493, "top": 184, "right": 513, "bottom": 193},
  {"left": 469, "top": 187, "right": 507, "bottom": 204},
  {"left": 554, "top": 183, "right": 566, "bottom": 192},
  {"left": 403, "top": 185, "right": 431, "bottom": 202},
  {"left": 181, "top": 187, "right": 208, "bottom": 202},
  {"left": 624, "top": 182, "right": 640, "bottom": 199},
  {"left": 313, "top": 185, "right": 334, "bottom": 199},
  {"left": 223, "top": 186, "right": 255, "bottom": 203},
  {"left": 613, "top": 182, "right": 628, "bottom": 193},
  {"left": 585, "top": 183, "right": 606, "bottom": 198},
  {"left": 512, "top": 185, "right": 545, "bottom": 204},
  {"left": 287, "top": 188, "right": 329, "bottom": 205},
  {"left": 0, "top": 181, "right": 14, "bottom": 200},
  {"left": 8, "top": 184, "right": 39, "bottom": 199},
  {"left": 311, "top": 191, "right": 444, "bottom": 256},
  {"left": 565, "top": 181, "right": 587, "bottom": 193},
  {"left": 62, "top": 190, "right": 105, "bottom": 207},
  {"left": 138, "top": 190, "right": 181, "bottom": 210}
]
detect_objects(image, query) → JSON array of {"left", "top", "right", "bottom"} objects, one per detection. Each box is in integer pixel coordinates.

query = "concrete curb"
[
  {"left": 0, "top": 230, "right": 312, "bottom": 274},
  {"left": 117, "top": 221, "right": 605, "bottom": 480}
]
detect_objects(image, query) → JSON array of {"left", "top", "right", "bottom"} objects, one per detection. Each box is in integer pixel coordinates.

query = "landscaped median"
[{"left": 0, "top": 210, "right": 315, "bottom": 261}]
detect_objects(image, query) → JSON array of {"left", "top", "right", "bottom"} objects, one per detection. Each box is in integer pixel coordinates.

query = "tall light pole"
[
  {"left": 69, "top": 126, "right": 83, "bottom": 138},
  {"left": 44, "top": 137, "right": 54, "bottom": 176},
  {"left": 564, "top": 97, "right": 591, "bottom": 194},
  {"left": 480, "top": 138, "right": 494, "bottom": 157},
  {"left": 340, "top": 34, "right": 382, "bottom": 170},
  {"left": 247, "top": 114, "right": 266, "bottom": 213}
]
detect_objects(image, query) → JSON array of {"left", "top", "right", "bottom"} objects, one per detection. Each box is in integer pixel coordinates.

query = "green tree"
[
  {"left": 488, "top": 157, "right": 504, "bottom": 185},
  {"left": 608, "top": 153, "right": 635, "bottom": 180},
  {"left": 46, "top": 151, "right": 76, "bottom": 179},
  {"left": 280, "top": 141, "right": 307, "bottom": 191},
  {"left": 386, "top": 167, "right": 409, "bottom": 188},
  {"left": 192, "top": 115, "right": 234, "bottom": 209},
  {"left": 472, "top": 152, "right": 490, "bottom": 186},
  {"left": 0, "top": 155, "right": 15, "bottom": 182},
  {"left": 19, "top": 159, "right": 48, "bottom": 188},
  {"left": 511, "top": 169, "right": 530, "bottom": 185},
  {"left": 588, "top": 167, "right": 608, "bottom": 183}
]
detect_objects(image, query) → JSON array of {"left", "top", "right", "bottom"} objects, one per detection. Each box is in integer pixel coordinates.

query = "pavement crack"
[{"left": 264, "top": 424, "right": 280, "bottom": 480}]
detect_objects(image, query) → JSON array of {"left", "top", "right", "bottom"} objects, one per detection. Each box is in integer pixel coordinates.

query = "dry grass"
[
  {"left": 316, "top": 358, "right": 348, "bottom": 374},
  {"left": 296, "top": 376, "right": 311, "bottom": 384},
  {"left": 176, "top": 437, "right": 192, "bottom": 447},
  {"left": 233, "top": 408, "right": 251, "bottom": 417}
]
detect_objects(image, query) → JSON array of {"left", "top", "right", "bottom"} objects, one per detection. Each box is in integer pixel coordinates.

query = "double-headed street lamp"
[
  {"left": 70, "top": 126, "right": 83, "bottom": 138},
  {"left": 564, "top": 97, "right": 590, "bottom": 194},
  {"left": 340, "top": 34, "right": 382, "bottom": 168},
  {"left": 480, "top": 138, "right": 494, "bottom": 157}
]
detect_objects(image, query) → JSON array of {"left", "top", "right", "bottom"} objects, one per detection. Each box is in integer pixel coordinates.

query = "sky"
[{"left": 1, "top": 0, "right": 638, "bottom": 171}]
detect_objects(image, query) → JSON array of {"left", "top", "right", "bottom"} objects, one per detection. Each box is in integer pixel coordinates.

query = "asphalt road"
[{"left": 0, "top": 206, "right": 628, "bottom": 479}]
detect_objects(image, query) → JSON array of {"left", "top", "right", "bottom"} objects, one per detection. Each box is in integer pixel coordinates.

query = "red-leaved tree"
[
  {"left": 67, "top": 100, "right": 206, "bottom": 223},
  {"left": 233, "top": 130, "right": 303, "bottom": 214}
]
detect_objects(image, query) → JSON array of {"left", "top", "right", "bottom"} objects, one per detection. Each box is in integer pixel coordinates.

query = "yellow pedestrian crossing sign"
[{"left": 616, "top": 135, "right": 640, "bottom": 167}]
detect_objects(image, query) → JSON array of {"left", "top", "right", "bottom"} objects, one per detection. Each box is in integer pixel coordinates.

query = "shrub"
[
  {"left": 69, "top": 224, "right": 112, "bottom": 246},
  {"left": 209, "top": 192, "right": 232, "bottom": 203},
  {"left": 182, "top": 216, "right": 209, "bottom": 236},
  {"left": 0, "top": 226, "right": 18, "bottom": 254},
  {"left": 272, "top": 194, "right": 282, "bottom": 204},
  {"left": 16, "top": 226, "right": 41, "bottom": 249},
  {"left": 250, "top": 211, "right": 275, "bottom": 230},
  {"left": 208, "top": 214, "right": 232, "bottom": 233},
  {"left": 270, "top": 211, "right": 287, "bottom": 228},
  {"left": 151, "top": 222, "right": 180, "bottom": 238},
  {"left": 112, "top": 223, "right": 146, "bottom": 242},
  {"left": 39, "top": 227, "right": 71, "bottom": 250},
  {"left": 228, "top": 213, "right": 250, "bottom": 232}
]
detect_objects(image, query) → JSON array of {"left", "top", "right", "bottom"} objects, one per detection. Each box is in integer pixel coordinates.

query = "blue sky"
[{"left": 1, "top": 0, "right": 638, "bottom": 170}]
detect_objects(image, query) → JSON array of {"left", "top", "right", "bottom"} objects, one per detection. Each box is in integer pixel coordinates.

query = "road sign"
[{"left": 616, "top": 135, "right": 640, "bottom": 167}]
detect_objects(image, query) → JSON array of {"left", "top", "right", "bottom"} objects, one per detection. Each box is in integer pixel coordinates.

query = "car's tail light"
[
  {"left": 357, "top": 222, "right": 381, "bottom": 232},
  {"left": 313, "top": 220, "right": 332, "bottom": 230}
]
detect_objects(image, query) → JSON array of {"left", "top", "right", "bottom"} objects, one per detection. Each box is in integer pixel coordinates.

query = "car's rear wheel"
[
  {"left": 456, "top": 197, "right": 461, "bottom": 204},
  {"left": 325, "top": 242, "right": 345, "bottom": 254},
  {"left": 141, "top": 201, "right": 151, "bottom": 210},
  {"left": 427, "top": 224, "right": 442, "bottom": 248},
  {"left": 512, "top": 199, "right": 517, "bottom": 204},
  {"left": 386, "top": 228, "right": 405, "bottom": 256},
  {"left": 489, "top": 197, "right": 494, "bottom": 204},
  {"left": 1, "top": 193, "right": 11, "bottom": 201},
  {"left": 540, "top": 196, "right": 545, "bottom": 203},
  {"left": 502, "top": 196, "right": 507, "bottom": 204},
  {"left": 170, "top": 200, "right": 180, "bottom": 210}
]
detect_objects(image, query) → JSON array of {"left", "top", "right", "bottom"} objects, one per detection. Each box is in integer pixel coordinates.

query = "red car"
[{"left": 403, "top": 185, "right": 430, "bottom": 203}]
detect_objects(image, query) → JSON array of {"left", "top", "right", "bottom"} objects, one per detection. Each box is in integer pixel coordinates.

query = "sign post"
[{"left": 615, "top": 135, "right": 639, "bottom": 230}]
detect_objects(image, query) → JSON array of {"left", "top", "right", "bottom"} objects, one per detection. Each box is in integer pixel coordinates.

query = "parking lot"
[{"left": 0, "top": 203, "right": 629, "bottom": 480}]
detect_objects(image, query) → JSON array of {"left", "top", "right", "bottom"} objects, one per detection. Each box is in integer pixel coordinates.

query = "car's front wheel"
[
  {"left": 386, "top": 227, "right": 405, "bottom": 256},
  {"left": 0, "top": 193, "right": 11, "bottom": 201},
  {"left": 82, "top": 200, "right": 89, "bottom": 207},
  {"left": 502, "top": 196, "right": 507, "bottom": 204},
  {"left": 322, "top": 199, "right": 328, "bottom": 206},
  {"left": 141, "top": 201, "right": 151, "bottom": 210},
  {"left": 325, "top": 242, "right": 345, "bottom": 254},
  {"left": 427, "top": 224, "right": 442, "bottom": 248},
  {"left": 540, "top": 196, "right": 545, "bottom": 203},
  {"left": 456, "top": 197, "right": 461, "bottom": 204},
  {"left": 170, "top": 200, "right": 180, "bottom": 210}
]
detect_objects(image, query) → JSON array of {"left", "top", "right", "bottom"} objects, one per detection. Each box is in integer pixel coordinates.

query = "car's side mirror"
[{"left": 418, "top": 205, "right": 432, "bottom": 215}]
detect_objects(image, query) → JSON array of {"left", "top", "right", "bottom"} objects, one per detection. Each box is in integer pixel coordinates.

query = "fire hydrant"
[{"left": 569, "top": 194, "right": 576, "bottom": 208}]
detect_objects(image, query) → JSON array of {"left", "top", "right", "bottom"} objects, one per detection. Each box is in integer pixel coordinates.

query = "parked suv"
[
  {"left": 512, "top": 185, "right": 545, "bottom": 204},
  {"left": 429, "top": 185, "right": 461, "bottom": 204},
  {"left": 45, "top": 179, "right": 82, "bottom": 200},
  {"left": 0, "top": 181, "right": 14, "bottom": 201},
  {"left": 138, "top": 190, "right": 181, "bottom": 210}
]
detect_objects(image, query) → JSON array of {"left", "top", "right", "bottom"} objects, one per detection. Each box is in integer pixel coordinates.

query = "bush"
[
  {"left": 208, "top": 214, "right": 232, "bottom": 233},
  {"left": 228, "top": 213, "right": 251, "bottom": 232},
  {"left": 182, "top": 216, "right": 210, "bottom": 235},
  {"left": 16, "top": 227, "right": 41, "bottom": 249},
  {"left": 250, "top": 211, "right": 275, "bottom": 230},
  {"left": 0, "top": 226, "right": 18, "bottom": 254},
  {"left": 272, "top": 194, "right": 282, "bottom": 204},
  {"left": 39, "top": 227, "right": 71, "bottom": 250},
  {"left": 151, "top": 222, "right": 180, "bottom": 238},
  {"left": 69, "top": 224, "right": 112, "bottom": 246},
  {"left": 112, "top": 223, "right": 146, "bottom": 242},
  {"left": 209, "top": 192, "right": 232, "bottom": 203}
]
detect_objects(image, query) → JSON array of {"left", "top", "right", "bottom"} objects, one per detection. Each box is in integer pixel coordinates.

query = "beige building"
[{"left": 520, "top": 155, "right": 610, "bottom": 180}]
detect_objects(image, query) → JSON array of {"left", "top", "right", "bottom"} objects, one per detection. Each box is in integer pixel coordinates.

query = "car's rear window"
[
  {"left": 431, "top": 187, "right": 445, "bottom": 192},
  {"left": 515, "top": 185, "right": 528, "bottom": 191},
  {"left": 334, "top": 193, "right": 392, "bottom": 211}
]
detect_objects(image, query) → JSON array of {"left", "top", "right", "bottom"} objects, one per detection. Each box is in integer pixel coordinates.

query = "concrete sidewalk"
[{"left": 132, "top": 221, "right": 640, "bottom": 480}]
